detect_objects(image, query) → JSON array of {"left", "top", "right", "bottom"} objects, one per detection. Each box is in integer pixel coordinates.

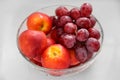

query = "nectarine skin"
[
  {"left": 27, "top": 12, "right": 52, "bottom": 34},
  {"left": 30, "top": 58, "right": 42, "bottom": 66},
  {"left": 18, "top": 30, "right": 47, "bottom": 58},
  {"left": 41, "top": 44, "right": 70, "bottom": 69},
  {"left": 69, "top": 49, "right": 80, "bottom": 66},
  {"left": 46, "top": 38, "right": 55, "bottom": 48}
]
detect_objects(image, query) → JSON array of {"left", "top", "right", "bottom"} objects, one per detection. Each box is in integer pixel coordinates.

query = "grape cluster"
[{"left": 50, "top": 3, "right": 101, "bottom": 62}]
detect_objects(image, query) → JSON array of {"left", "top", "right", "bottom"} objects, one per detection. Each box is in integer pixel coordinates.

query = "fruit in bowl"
[
  {"left": 18, "top": 30, "right": 47, "bottom": 58},
  {"left": 41, "top": 44, "right": 71, "bottom": 69},
  {"left": 17, "top": 3, "right": 103, "bottom": 76},
  {"left": 27, "top": 12, "right": 52, "bottom": 34}
]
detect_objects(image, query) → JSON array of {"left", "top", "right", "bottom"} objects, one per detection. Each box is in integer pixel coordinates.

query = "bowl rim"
[{"left": 16, "top": 4, "right": 104, "bottom": 73}]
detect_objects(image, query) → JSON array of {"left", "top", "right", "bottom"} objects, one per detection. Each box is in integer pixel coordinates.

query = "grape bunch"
[{"left": 50, "top": 3, "right": 101, "bottom": 63}]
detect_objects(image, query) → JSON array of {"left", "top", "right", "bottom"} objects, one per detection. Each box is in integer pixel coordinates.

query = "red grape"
[
  {"left": 55, "top": 6, "right": 69, "bottom": 17},
  {"left": 86, "top": 38, "right": 100, "bottom": 53},
  {"left": 89, "top": 15, "right": 96, "bottom": 27},
  {"left": 64, "top": 22, "right": 77, "bottom": 34},
  {"left": 88, "top": 28, "right": 100, "bottom": 39},
  {"left": 59, "top": 16, "right": 72, "bottom": 27},
  {"left": 80, "top": 3, "right": 92, "bottom": 17},
  {"left": 57, "top": 27, "right": 64, "bottom": 36},
  {"left": 76, "top": 17, "right": 91, "bottom": 29},
  {"left": 86, "top": 51, "right": 93, "bottom": 61},
  {"left": 60, "top": 34, "right": 76, "bottom": 48},
  {"left": 50, "top": 16, "right": 57, "bottom": 27},
  {"left": 75, "top": 46, "right": 87, "bottom": 63},
  {"left": 70, "top": 7, "right": 81, "bottom": 20},
  {"left": 76, "top": 28, "right": 89, "bottom": 42},
  {"left": 50, "top": 28, "right": 58, "bottom": 41}
]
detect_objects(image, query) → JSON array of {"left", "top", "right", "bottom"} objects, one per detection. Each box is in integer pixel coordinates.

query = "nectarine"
[
  {"left": 27, "top": 12, "right": 52, "bottom": 34},
  {"left": 69, "top": 49, "right": 80, "bottom": 66},
  {"left": 18, "top": 30, "right": 47, "bottom": 58},
  {"left": 41, "top": 44, "right": 70, "bottom": 69}
]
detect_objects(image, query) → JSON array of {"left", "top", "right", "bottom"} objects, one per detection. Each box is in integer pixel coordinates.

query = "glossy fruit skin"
[
  {"left": 86, "top": 38, "right": 100, "bottom": 53},
  {"left": 88, "top": 28, "right": 100, "bottom": 39},
  {"left": 86, "top": 51, "right": 93, "bottom": 61},
  {"left": 76, "top": 28, "right": 89, "bottom": 42},
  {"left": 70, "top": 7, "right": 81, "bottom": 20},
  {"left": 69, "top": 49, "right": 80, "bottom": 66},
  {"left": 55, "top": 6, "right": 69, "bottom": 17},
  {"left": 58, "top": 16, "right": 72, "bottom": 27},
  {"left": 46, "top": 38, "right": 55, "bottom": 48},
  {"left": 75, "top": 46, "right": 88, "bottom": 63},
  {"left": 76, "top": 17, "right": 91, "bottom": 29},
  {"left": 49, "top": 28, "right": 58, "bottom": 41},
  {"left": 41, "top": 44, "right": 70, "bottom": 69},
  {"left": 50, "top": 28, "right": 64, "bottom": 42},
  {"left": 56, "top": 28, "right": 64, "bottom": 36},
  {"left": 80, "top": 3, "right": 92, "bottom": 17},
  {"left": 50, "top": 16, "right": 57, "bottom": 26},
  {"left": 27, "top": 12, "right": 52, "bottom": 34},
  {"left": 32, "top": 56, "right": 41, "bottom": 63},
  {"left": 64, "top": 22, "right": 77, "bottom": 34},
  {"left": 18, "top": 30, "right": 47, "bottom": 58},
  {"left": 30, "top": 58, "right": 42, "bottom": 66},
  {"left": 60, "top": 34, "right": 76, "bottom": 48},
  {"left": 89, "top": 15, "right": 96, "bottom": 27}
]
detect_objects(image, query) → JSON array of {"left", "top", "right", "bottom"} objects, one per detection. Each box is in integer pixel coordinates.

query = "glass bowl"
[{"left": 17, "top": 5, "right": 104, "bottom": 76}]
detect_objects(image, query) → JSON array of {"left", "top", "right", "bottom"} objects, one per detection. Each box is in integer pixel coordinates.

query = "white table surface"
[{"left": 0, "top": 0, "right": 120, "bottom": 80}]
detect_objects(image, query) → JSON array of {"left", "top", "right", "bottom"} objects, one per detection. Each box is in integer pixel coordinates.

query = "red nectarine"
[
  {"left": 46, "top": 38, "right": 55, "bottom": 48},
  {"left": 41, "top": 44, "right": 70, "bottom": 69},
  {"left": 27, "top": 12, "right": 52, "bottom": 34},
  {"left": 18, "top": 30, "right": 47, "bottom": 58},
  {"left": 69, "top": 49, "right": 80, "bottom": 66}
]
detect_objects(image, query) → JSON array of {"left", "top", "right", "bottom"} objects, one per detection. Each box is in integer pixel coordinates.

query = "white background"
[{"left": 0, "top": 0, "right": 120, "bottom": 80}]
